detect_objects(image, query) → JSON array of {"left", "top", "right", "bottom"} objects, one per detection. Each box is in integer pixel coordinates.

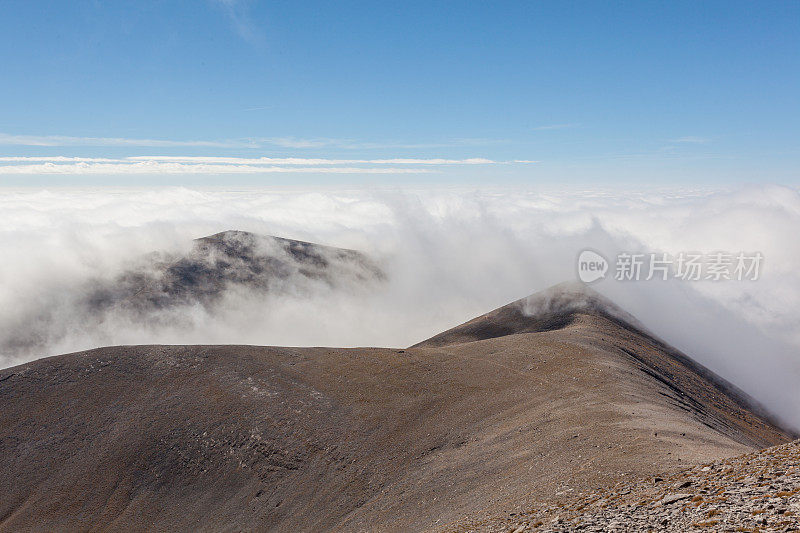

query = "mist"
[{"left": 2, "top": 184, "right": 799, "bottom": 429}]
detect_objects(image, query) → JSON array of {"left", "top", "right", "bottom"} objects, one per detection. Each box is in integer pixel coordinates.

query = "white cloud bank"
[{"left": 1, "top": 184, "right": 799, "bottom": 429}]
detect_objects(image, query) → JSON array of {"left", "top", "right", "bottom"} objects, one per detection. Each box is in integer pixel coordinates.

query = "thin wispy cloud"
[
  {"left": 0, "top": 156, "right": 535, "bottom": 175},
  {"left": 0, "top": 156, "right": 120, "bottom": 163},
  {"left": 0, "top": 162, "right": 433, "bottom": 175},
  {"left": 264, "top": 137, "right": 339, "bottom": 149},
  {"left": 212, "top": 0, "right": 265, "bottom": 47},
  {"left": 671, "top": 136, "right": 710, "bottom": 144},
  {"left": 0, "top": 133, "right": 248, "bottom": 148},
  {"left": 0, "top": 133, "right": 507, "bottom": 151},
  {"left": 127, "top": 156, "right": 501, "bottom": 165},
  {"left": 263, "top": 137, "right": 509, "bottom": 150},
  {"left": 532, "top": 124, "right": 576, "bottom": 131}
]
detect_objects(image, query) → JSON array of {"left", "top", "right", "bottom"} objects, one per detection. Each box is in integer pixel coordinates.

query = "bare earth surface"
[{"left": 0, "top": 283, "right": 794, "bottom": 531}]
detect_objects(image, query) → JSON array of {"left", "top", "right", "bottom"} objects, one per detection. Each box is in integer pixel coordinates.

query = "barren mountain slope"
[{"left": 0, "top": 284, "right": 792, "bottom": 532}]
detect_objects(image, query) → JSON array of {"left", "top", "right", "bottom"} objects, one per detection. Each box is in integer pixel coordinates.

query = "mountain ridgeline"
[{"left": 0, "top": 244, "right": 795, "bottom": 532}]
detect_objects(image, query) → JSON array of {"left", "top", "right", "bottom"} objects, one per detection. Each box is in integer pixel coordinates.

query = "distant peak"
[
  {"left": 201, "top": 229, "right": 255, "bottom": 239},
  {"left": 196, "top": 230, "right": 348, "bottom": 252},
  {"left": 412, "top": 281, "right": 647, "bottom": 348},
  {"left": 515, "top": 282, "right": 631, "bottom": 322}
]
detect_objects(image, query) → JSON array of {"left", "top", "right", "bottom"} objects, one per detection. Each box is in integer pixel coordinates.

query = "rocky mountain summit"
[{"left": 475, "top": 438, "right": 800, "bottom": 532}]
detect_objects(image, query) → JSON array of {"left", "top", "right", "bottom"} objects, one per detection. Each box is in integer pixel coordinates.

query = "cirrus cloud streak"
[
  {"left": 0, "top": 155, "right": 535, "bottom": 175},
  {"left": 0, "top": 162, "right": 433, "bottom": 175}
]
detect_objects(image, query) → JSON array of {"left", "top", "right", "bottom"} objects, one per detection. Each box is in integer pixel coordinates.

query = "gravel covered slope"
[{"left": 469, "top": 439, "right": 800, "bottom": 532}]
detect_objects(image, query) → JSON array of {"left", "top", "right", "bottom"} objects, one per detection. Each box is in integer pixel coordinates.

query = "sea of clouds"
[{"left": 2, "top": 184, "right": 799, "bottom": 428}]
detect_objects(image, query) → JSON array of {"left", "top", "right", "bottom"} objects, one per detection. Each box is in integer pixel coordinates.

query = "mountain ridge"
[
  {"left": 414, "top": 282, "right": 794, "bottom": 445},
  {"left": 0, "top": 281, "right": 794, "bottom": 531}
]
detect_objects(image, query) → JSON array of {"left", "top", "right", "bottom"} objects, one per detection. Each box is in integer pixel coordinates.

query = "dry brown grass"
[{"left": 691, "top": 520, "right": 719, "bottom": 528}]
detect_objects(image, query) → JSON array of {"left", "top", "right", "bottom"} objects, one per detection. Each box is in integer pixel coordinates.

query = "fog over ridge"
[{"left": 2, "top": 184, "right": 800, "bottom": 428}]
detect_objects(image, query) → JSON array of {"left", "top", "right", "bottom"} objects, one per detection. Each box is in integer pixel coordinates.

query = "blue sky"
[{"left": 0, "top": 0, "right": 798, "bottom": 185}]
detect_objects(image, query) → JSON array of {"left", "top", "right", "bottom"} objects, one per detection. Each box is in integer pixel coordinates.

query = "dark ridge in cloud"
[{"left": 1, "top": 230, "right": 384, "bottom": 358}]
